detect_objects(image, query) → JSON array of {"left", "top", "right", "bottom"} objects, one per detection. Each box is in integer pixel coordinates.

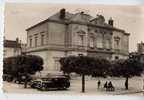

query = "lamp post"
[{"left": 78, "top": 53, "right": 85, "bottom": 93}]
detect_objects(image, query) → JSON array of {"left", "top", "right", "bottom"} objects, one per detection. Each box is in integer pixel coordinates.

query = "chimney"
[
  {"left": 59, "top": 8, "right": 66, "bottom": 19},
  {"left": 80, "top": 11, "right": 84, "bottom": 14},
  {"left": 108, "top": 17, "right": 114, "bottom": 26}
]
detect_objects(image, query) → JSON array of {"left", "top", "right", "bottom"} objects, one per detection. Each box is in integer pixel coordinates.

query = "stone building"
[
  {"left": 4, "top": 38, "right": 26, "bottom": 58},
  {"left": 136, "top": 42, "right": 144, "bottom": 64},
  {"left": 137, "top": 42, "right": 144, "bottom": 54},
  {"left": 26, "top": 8, "right": 130, "bottom": 72}
]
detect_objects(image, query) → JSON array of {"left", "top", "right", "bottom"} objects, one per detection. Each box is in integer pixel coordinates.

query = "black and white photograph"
[{"left": 2, "top": 1, "right": 144, "bottom": 96}]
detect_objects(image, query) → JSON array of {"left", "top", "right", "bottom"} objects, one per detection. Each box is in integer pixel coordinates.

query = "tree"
[
  {"left": 3, "top": 55, "right": 44, "bottom": 87},
  {"left": 92, "top": 58, "right": 111, "bottom": 78},
  {"left": 59, "top": 55, "right": 111, "bottom": 92},
  {"left": 111, "top": 57, "right": 143, "bottom": 90},
  {"left": 60, "top": 56, "right": 91, "bottom": 93}
]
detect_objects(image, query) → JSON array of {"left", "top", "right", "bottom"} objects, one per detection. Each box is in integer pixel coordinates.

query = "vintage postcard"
[{"left": 2, "top": 1, "right": 144, "bottom": 96}]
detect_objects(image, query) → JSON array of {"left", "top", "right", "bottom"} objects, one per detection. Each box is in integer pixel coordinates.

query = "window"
[
  {"left": 3, "top": 49, "right": 6, "bottom": 57},
  {"left": 114, "top": 37, "right": 120, "bottom": 50},
  {"left": 54, "top": 57, "right": 61, "bottom": 71},
  {"left": 89, "top": 37, "right": 94, "bottom": 48},
  {"left": 41, "top": 34, "right": 44, "bottom": 45},
  {"left": 35, "top": 34, "right": 38, "bottom": 47},
  {"left": 115, "top": 56, "right": 119, "bottom": 60},
  {"left": 105, "top": 39, "right": 111, "bottom": 49},
  {"left": 78, "top": 35, "right": 84, "bottom": 46},
  {"left": 29, "top": 36, "right": 32, "bottom": 47},
  {"left": 77, "top": 30, "right": 86, "bottom": 47},
  {"left": 97, "top": 37, "right": 103, "bottom": 48}
]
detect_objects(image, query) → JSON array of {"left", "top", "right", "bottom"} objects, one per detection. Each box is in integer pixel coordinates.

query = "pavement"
[{"left": 2, "top": 76, "right": 144, "bottom": 96}]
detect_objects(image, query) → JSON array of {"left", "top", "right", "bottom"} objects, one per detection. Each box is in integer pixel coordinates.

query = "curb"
[{"left": 115, "top": 90, "right": 143, "bottom": 95}]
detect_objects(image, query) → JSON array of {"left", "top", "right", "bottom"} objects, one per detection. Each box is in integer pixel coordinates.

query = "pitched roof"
[
  {"left": 26, "top": 12, "right": 74, "bottom": 31},
  {"left": 26, "top": 9, "right": 129, "bottom": 34}
]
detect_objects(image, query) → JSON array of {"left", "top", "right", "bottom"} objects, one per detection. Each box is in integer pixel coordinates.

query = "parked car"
[
  {"left": 13, "top": 75, "right": 32, "bottom": 84},
  {"left": 3, "top": 74, "right": 13, "bottom": 82},
  {"left": 29, "top": 74, "right": 70, "bottom": 90}
]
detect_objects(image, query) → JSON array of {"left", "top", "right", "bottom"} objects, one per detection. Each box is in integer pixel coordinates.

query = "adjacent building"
[
  {"left": 4, "top": 38, "right": 26, "bottom": 58},
  {"left": 137, "top": 42, "right": 144, "bottom": 54},
  {"left": 26, "top": 8, "right": 130, "bottom": 72},
  {"left": 137, "top": 42, "right": 144, "bottom": 64}
]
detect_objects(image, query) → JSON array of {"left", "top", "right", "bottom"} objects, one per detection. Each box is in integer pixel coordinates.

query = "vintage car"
[
  {"left": 3, "top": 74, "right": 13, "bottom": 82},
  {"left": 29, "top": 74, "right": 70, "bottom": 90},
  {"left": 13, "top": 75, "right": 32, "bottom": 84}
]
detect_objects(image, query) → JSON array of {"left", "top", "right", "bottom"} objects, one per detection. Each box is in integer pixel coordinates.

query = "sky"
[
  {"left": 4, "top": 3, "right": 144, "bottom": 52},
  {"left": 5, "top": 0, "right": 144, "bottom": 5}
]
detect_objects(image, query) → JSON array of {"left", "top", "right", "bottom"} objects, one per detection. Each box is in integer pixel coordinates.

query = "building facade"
[
  {"left": 137, "top": 42, "right": 144, "bottom": 54},
  {"left": 136, "top": 42, "right": 144, "bottom": 64},
  {"left": 26, "top": 9, "right": 130, "bottom": 72},
  {"left": 4, "top": 38, "right": 26, "bottom": 58}
]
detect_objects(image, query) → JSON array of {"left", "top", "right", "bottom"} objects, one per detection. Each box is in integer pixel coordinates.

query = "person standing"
[{"left": 104, "top": 81, "right": 108, "bottom": 91}]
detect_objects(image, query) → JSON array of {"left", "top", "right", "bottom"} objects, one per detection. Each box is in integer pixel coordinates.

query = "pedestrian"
[
  {"left": 97, "top": 80, "right": 101, "bottom": 89},
  {"left": 104, "top": 81, "right": 108, "bottom": 91},
  {"left": 125, "top": 78, "right": 128, "bottom": 90},
  {"left": 108, "top": 81, "right": 114, "bottom": 91},
  {"left": 108, "top": 81, "right": 112, "bottom": 87}
]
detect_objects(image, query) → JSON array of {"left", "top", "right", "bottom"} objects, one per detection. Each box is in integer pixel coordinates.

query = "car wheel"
[{"left": 41, "top": 86, "right": 46, "bottom": 91}]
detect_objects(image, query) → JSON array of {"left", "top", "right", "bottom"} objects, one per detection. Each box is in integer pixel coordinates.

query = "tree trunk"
[
  {"left": 24, "top": 78, "right": 27, "bottom": 88},
  {"left": 82, "top": 74, "right": 85, "bottom": 93},
  {"left": 125, "top": 77, "right": 129, "bottom": 90}
]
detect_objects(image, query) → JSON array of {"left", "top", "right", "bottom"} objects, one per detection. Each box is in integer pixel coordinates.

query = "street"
[{"left": 3, "top": 76, "right": 144, "bottom": 95}]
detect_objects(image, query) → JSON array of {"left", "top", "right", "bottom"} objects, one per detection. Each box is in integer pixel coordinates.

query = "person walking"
[{"left": 97, "top": 80, "right": 101, "bottom": 89}]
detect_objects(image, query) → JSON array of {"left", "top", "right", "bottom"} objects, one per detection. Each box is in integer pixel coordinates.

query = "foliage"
[
  {"left": 110, "top": 55, "right": 144, "bottom": 90},
  {"left": 111, "top": 57, "right": 143, "bottom": 78},
  {"left": 59, "top": 56, "right": 111, "bottom": 76},
  {"left": 59, "top": 55, "right": 111, "bottom": 92},
  {"left": 3, "top": 55, "right": 44, "bottom": 78}
]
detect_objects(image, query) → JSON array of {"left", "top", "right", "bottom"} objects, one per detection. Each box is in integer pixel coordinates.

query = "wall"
[
  {"left": 4, "top": 47, "right": 21, "bottom": 58},
  {"left": 46, "top": 51, "right": 65, "bottom": 72},
  {"left": 47, "top": 22, "right": 66, "bottom": 46},
  {"left": 112, "top": 31, "right": 123, "bottom": 50},
  {"left": 27, "top": 50, "right": 65, "bottom": 73},
  {"left": 27, "top": 22, "right": 48, "bottom": 48},
  {"left": 70, "top": 23, "right": 88, "bottom": 48},
  {"left": 112, "top": 30, "right": 129, "bottom": 60}
]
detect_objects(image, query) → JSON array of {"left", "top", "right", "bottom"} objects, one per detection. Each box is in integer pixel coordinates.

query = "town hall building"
[{"left": 26, "top": 8, "right": 130, "bottom": 72}]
